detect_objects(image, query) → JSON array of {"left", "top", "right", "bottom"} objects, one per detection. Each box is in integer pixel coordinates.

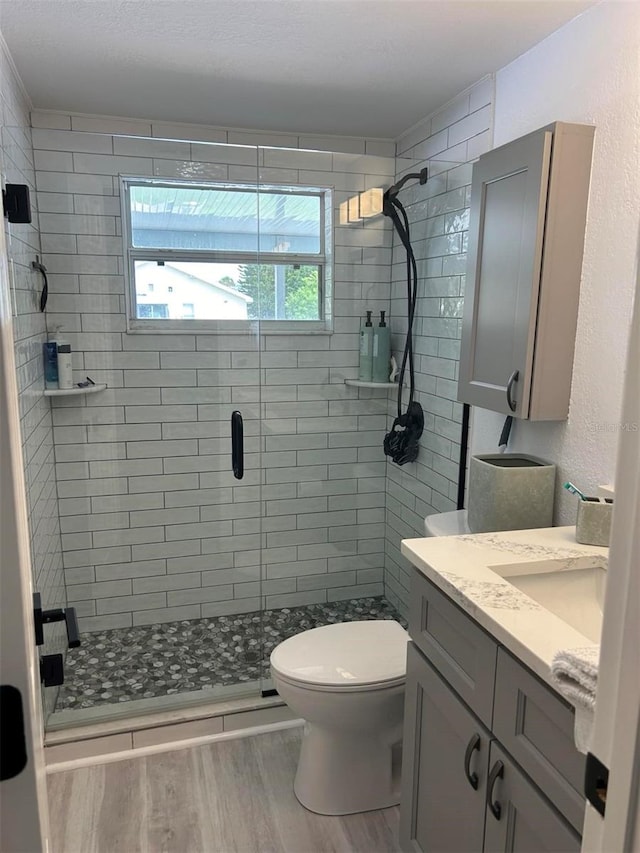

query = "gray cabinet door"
[
  {"left": 493, "top": 649, "right": 586, "bottom": 832},
  {"left": 400, "top": 643, "right": 491, "bottom": 853},
  {"left": 458, "top": 127, "right": 552, "bottom": 417},
  {"left": 483, "top": 742, "right": 581, "bottom": 853}
]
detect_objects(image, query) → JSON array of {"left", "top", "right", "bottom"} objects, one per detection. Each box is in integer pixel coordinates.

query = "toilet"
[{"left": 270, "top": 619, "right": 408, "bottom": 816}]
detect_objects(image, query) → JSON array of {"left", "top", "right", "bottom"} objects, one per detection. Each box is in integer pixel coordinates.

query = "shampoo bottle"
[
  {"left": 56, "top": 338, "right": 74, "bottom": 389},
  {"left": 43, "top": 341, "right": 58, "bottom": 390},
  {"left": 358, "top": 311, "right": 374, "bottom": 381},
  {"left": 372, "top": 310, "right": 391, "bottom": 382}
]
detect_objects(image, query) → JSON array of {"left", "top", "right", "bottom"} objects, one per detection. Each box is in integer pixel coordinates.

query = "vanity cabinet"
[
  {"left": 458, "top": 121, "right": 594, "bottom": 420},
  {"left": 400, "top": 569, "right": 584, "bottom": 853}
]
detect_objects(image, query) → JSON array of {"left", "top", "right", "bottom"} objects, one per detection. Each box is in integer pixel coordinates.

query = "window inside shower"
[{"left": 122, "top": 179, "right": 332, "bottom": 332}]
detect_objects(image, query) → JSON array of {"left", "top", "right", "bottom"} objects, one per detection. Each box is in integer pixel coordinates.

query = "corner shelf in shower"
[
  {"left": 44, "top": 383, "right": 108, "bottom": 397},
  {"left": 344, "top": 379, "right": 399, "bottom": 389}
]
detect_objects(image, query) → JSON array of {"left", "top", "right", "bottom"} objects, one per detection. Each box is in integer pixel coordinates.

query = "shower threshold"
[{"left": 51, "top": 596, "right": 404, "bottom": 725}]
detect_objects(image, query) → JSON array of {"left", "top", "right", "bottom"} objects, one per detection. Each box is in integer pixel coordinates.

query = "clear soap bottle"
[
  {"left": 358, "top": 311, "right": 374, "bottom": 381},
  {"left": 372, "top": 310, "right": 391, "bottom": 383}
]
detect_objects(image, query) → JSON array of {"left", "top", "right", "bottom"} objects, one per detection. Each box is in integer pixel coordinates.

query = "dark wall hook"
[{"left": 32, "top": 256, "right": 48, "bottom": 312}]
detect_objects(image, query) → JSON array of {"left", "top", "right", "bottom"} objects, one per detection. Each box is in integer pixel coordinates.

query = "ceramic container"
[
  {"left": 467, "top": 453, "right": 556, "bottom": 533},
  {"left": 575, "top": 498, "right": 613, "bottom": 546}
]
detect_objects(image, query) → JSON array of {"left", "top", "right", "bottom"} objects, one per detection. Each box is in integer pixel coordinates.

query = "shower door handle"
[{"left": 231, "top": 411, "right": 244, "bottom": 480}]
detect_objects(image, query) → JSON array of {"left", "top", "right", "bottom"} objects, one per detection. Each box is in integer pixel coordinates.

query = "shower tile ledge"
[
  {"left": 45, "top": 692, "right": 287, "bottom": 745},
  {"left": 401, "top": 526, "right": 608, "bottom": 695}
]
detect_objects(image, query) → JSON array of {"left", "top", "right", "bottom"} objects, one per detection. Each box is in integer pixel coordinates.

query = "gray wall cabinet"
[
  {"left": 458, "top": 122, "right": 594, "bottom": 420},
  {"left": 400, "top": 569, "right": 584, "bottom": 852}
]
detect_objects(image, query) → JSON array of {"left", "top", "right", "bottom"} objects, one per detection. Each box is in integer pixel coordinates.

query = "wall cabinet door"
[
  {"left": 458, "top": 122, "right": 594, "bottom": 420},
  {"left": 483, "top": 742, "right": 581, "bottom": 853},
  {"left": 400, "top": 642, "right": 491, "bottom": 853},
  {"left": 459, "top": 125, "right": 552, "bottom": 417}
]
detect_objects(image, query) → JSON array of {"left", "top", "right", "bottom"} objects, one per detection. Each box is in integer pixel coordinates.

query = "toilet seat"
[
  {"left": 272, "top": 668, "right": 405, "bottom": 693},
  {"left": 270, "top": 620, "right": 408, "bottom": 692}
]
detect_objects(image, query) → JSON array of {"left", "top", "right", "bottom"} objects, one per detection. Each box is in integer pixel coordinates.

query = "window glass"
[
  {"left": 133, "top": 260, "right": 320, "bottom": 321},
  {"left": 136, "top": 303, "right": 169, "bottom": 319},
  {"left": 124, "top": 178, "right": 331, "bottom": 327},
  {"left": 129, "top": 185, "right": 321, "bottom": 254}
]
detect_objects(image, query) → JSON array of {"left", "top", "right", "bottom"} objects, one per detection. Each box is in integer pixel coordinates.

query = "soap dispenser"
[
  {"left": 372, "top": 310, "right": 391, "bottom": 382},
  {"left": 358, "top": 311, "right": 374, "bottom": 381}
]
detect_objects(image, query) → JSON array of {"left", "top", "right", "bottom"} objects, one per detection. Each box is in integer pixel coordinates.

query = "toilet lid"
[{"left": 270, "top": 620, "right": 408, "bottom": 688}]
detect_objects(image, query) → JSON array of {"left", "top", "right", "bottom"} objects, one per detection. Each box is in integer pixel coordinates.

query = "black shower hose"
[{"left": 382, "top": 194, "right": 424, "bottom": 465}]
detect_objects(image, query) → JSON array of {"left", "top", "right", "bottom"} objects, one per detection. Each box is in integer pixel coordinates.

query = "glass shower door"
[
  {"left": 191, "top": 315, "right": 264, "bottom": 697},
  {"left": 47, "top": 142, "right": 265, "bottom": 726}
]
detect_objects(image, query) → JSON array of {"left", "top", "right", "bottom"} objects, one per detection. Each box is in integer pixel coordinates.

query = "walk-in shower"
[{"left": 5, "top": 117, "right": 467, "bottom": 732}]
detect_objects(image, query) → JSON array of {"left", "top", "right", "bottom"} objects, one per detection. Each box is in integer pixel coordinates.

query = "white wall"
[{"left": 470, "top": 1, "right": 640, "bottom": 523}]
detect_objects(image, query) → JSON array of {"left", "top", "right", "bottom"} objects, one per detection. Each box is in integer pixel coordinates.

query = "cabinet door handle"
[
  {"left": 463, "top": 733, "right": 481, "bottom": 790},
  {"left": 506, "top": 370, "right": 519, "bottom": 412},
  {"left": 487, "top": 759, "right": 505, "bottom": 820}
]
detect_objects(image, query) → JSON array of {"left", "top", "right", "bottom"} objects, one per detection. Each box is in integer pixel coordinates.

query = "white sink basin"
[{"left": 489, "top": 559, "right": 607, "bottom": 643}]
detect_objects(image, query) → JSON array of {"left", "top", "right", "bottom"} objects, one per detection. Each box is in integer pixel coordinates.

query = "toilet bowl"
[{"left": 270, "top": 619, "right": 408, "bottom": 816}]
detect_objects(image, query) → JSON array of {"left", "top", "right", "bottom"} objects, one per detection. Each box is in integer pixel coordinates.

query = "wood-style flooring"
[{"left": 47, "top": 726, "right": 400, "bottom": 853}]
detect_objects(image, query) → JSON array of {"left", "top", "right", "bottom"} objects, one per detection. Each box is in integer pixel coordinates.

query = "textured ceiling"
[{"left": 0, "top": 0, "right": 595, "bottom": 138}]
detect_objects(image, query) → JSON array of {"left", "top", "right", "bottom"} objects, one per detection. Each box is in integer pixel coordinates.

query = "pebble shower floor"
[{"left": 55, "top": 597, "right": 405, "bottom": 710}]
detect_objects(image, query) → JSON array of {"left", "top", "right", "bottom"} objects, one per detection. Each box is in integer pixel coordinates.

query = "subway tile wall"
[
  {"left": 1, "top": 46, "right": 66, "bottom": 715},
  {"left": 31, "top": 112, "right": 397, "bottom": 630},
  {"left": 384, "top": 77, "right": 494, "bottom": 613}
]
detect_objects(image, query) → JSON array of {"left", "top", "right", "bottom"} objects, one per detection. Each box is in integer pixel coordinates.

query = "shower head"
[{"left": 383, "top": 167, "right": 428, "bottom": 204}]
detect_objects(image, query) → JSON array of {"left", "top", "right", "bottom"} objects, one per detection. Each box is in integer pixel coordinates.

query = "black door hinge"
[
  {"left": 33, "top": 592, "right": 81, "bottom": 648},
  {"left": 585, "top": 751, "right": 608, "bottom": 817},
  {"left": 40, "top": 654, "right": 65, "bottom": 688}
]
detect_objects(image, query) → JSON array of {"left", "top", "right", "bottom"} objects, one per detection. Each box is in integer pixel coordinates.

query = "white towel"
[
  {"left": 573, "top": 705, "right": 595, "bottom": 754},
  {"left": 550, "top": 645, "right": 600, "bottom": 754},
  {"left": 551, "top": 644, "right": 599, "bottom": 708}
]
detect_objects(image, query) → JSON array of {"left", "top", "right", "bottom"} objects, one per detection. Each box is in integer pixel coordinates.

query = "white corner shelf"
[
  {"left": 344, "top": 379, "right": 398, "bottom": 389},
  {"left": 44, "top": 383, "right": 107, "bottom": 398}
]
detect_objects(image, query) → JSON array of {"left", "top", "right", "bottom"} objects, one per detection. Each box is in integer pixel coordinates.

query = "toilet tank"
[{"left": 424, "top": 509, "right": 470, "bottom": 537}]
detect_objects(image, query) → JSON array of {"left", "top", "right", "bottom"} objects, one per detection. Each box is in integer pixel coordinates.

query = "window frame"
[{"left": 120, "top": 176, "right": 333, "bottom": 334}]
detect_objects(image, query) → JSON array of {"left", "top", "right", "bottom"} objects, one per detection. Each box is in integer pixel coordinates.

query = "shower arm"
[{"left": 383, "top": 167, "right": 428, "bottom": 203}]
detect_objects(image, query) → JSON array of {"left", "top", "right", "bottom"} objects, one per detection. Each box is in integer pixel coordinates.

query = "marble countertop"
[{"left": 401, "top": 526, "right": 607, "bottom": 694}]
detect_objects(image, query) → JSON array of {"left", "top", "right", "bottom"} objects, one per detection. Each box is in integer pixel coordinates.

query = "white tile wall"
[
  {"left": 1, "top": 45, "right": 66, "bottom": 716},
  {"left": 384, "top": 77, "right": 494, "bottom": 614},
  {"left": 32, "top": 117, "right": 396, "bottom": 629},
  {"left": 27, "top": 84, "right": 494, "bottom": 630}
]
